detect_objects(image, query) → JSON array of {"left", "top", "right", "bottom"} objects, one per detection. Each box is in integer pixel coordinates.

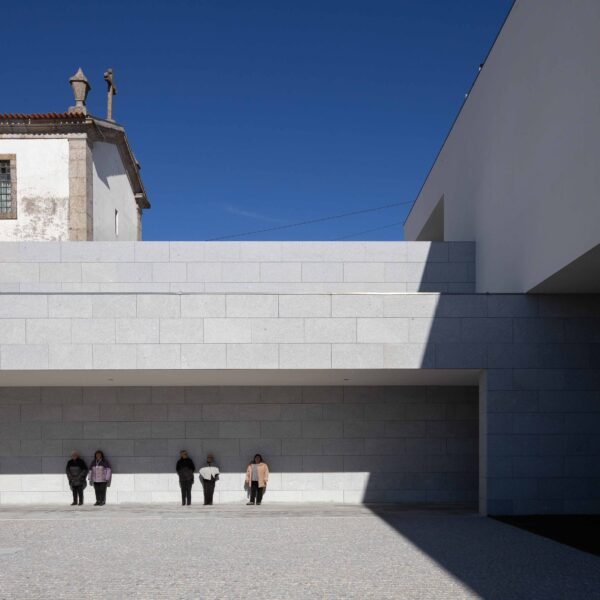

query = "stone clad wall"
[
  {"left": 0, "top": 240, "right": 475, "bottom": 294},
  {"left": 0, "top": 241, "right": 599, "bottom": 515},
  {"left": 0, "top": 291, "right": 484, "bottom": 370},
  {"left": 0, "top": 291, "right": 598, "bottom": 376},
  {"left": 0, "top": 386, "right": 478, "bottom": 505}
]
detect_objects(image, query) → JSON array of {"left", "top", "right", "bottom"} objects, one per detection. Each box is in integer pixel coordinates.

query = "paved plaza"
[{"left": 1, "top": 504, "right": 599, "bottom": 599}]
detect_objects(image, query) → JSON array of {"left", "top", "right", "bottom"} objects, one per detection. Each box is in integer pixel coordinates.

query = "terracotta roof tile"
[{"left": 0, "top": 112, "right": 87, "bottom": 121}]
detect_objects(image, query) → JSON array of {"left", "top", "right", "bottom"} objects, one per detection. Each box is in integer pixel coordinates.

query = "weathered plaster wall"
[
  {"left": 0, "top": 385, "right": 477, "bottom": 505},
  {"left": 0, "top": 138, "right": 69, "bottom": 241},
  {"left": 92, "top": 142, "right": 139, "bottom": 241}
]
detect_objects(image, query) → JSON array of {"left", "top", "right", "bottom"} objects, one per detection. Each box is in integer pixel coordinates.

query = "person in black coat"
[
  {"left": 65, "top": 451, "right": 88, "bottom": 506},
  {"left": 176, "top": 450, "right": 196, "bottom": 506}
]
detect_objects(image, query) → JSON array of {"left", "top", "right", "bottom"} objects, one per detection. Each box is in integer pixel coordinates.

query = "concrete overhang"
[{"left": 0, "top": 369, "right": 481, "bottom": 387}]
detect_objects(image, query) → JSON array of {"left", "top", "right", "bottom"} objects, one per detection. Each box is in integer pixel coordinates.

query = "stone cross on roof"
[{"left": 103, "top": 68, "right": 118, "bottom": 121}]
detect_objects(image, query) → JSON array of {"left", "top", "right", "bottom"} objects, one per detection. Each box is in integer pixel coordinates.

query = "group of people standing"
[
  {"left": 175, "top": 450, "right": 221, "bottom": 506},
  {"left": 65, "top": 450, "right": 112, "bottom": 506},
  {"left": 66, "top": 450, "right": 269, "bottom": 507},
  {"left": 177, "top": 452, "right": 270, "bottom": 506}
]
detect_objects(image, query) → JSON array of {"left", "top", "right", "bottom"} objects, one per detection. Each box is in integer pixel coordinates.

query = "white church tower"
[{"left": 0, "top": 68, "right": 149, "bottom": 241}]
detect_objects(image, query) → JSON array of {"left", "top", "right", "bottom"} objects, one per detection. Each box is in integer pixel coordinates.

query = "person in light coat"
[
  {"left": 245, "top": 454, "right": 269, "bottom": 506},
  {"left": 88, "top": 450, "right": 112, "bottom": 506},
  {"left": 198, "top": 453, "right": 220, "bottom": 506}
]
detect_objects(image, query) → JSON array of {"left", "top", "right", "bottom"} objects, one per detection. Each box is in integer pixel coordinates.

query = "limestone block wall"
[
  {"left": 0, "top": 292, "right": 598, "bottom": 377},
  {"left": 0, "top": 241, "right": 599, "bottom": 515},
  {"left": 0, "top": 291, "right": 597, "bottom": 514},
  {"left": 0, "top": 291, "right": 475, "bottom": 370},
  {"left": 0, "top": 386, "right": 478, "bottom": 505},
  {"left": 0, "top": 241, "right": 475, "bottom": 293}
]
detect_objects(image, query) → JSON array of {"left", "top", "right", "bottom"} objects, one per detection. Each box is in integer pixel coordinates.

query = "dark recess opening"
[{"left": 493, "top": 515, "right": 600, "bottom": 556}]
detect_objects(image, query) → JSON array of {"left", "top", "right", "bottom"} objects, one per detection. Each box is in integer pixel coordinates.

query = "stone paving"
[{"left": 0, "top": 504, "right": 599, "bottom": 600}]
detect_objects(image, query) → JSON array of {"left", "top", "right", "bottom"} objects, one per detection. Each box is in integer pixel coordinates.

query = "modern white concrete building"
[
  {"left": 0, "top": 0, "right": 598, "bottom": 515},
  {"left": 404, "top": 0, "right": 600, "bottom": 295}
]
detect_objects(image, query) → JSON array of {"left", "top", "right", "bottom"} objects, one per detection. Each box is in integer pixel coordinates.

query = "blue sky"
[{"left": 2, "top": 0, "right": 512, "bottom": 241}]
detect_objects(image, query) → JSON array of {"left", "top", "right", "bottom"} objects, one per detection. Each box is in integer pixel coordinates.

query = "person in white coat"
[{"left": 198, "top": 454, "right": 220, "bottom": 506}]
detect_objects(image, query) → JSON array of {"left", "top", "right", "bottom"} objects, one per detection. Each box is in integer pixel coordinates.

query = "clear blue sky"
[{"left": 2, "top": 0, "right": 512, "bottom": 241}]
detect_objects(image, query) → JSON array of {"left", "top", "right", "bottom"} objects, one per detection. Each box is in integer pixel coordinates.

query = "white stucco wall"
[
  {"left": 0, "top": 138, "right": 70, "bottom": 241},
  {"left": 404, "top": 0, "right": 600, "bottom": 293},
  {"left": 92, "top": 142, "right": 139, "bottom": 241}
]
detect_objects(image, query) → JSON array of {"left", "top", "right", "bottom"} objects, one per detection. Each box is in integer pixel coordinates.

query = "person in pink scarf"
[{"left": 88, "top": 450, "right": 112, "bottom": 506}]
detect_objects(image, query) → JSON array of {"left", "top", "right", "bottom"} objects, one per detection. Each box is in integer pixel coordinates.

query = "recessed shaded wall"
[{"left": 0, "top": 386, "right": 478, "bottom": 505}]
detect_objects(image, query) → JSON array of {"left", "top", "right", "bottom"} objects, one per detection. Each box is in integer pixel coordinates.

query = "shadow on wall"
[
  {"left": 92, "top": 142, "right": 126, "bottom": 189},
  {"left": 417, "top": 242, "right": 600, "bottom": 519},
  {"left": 416, "top": 241, "right": 476, "bottom": 294},
  {"left": 353, "top": 242, "right": 600, "bottom": 598}
]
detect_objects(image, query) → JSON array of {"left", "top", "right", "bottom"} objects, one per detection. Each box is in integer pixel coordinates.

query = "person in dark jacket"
[
  {"left": 65, "top": 451, "right": 88, "bottom": 506},
  {"left": 88, "top": 450, "right": 112, "bottom": 506},
  {"left": 176, "top": 450, "right": 196, "bottom": 506}
]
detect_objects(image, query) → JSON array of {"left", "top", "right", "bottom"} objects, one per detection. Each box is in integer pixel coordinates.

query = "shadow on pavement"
[{"left": 368, "top": 505, "right": 600, "bottom": 600}]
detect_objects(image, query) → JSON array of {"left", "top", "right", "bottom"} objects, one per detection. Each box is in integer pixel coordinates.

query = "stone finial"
[{"left": 68, "top": 68, "right": 91, "bottom": 114}]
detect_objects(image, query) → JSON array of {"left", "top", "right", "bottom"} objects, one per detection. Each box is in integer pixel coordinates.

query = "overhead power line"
[
  {"left": 334, "top": 220, "right": 404, "bottom": 240},
  {"left": 207, "top": 200, "right": 413, "bottom": 241}
]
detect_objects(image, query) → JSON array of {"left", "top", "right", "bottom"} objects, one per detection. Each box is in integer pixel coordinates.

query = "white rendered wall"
[
  {"left": 92, "top": 142, "right": 138, "bottom": 241},
  {"left": 0, "top": 138, "right": 69, "bottom": 241},
  {"left": 404, "top": 0, "right": 600, "bottom": 293}
]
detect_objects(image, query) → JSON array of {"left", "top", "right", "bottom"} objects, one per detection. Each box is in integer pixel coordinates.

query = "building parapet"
[{"left": 0, "top": 241, "right": 475, "bottom": 294}]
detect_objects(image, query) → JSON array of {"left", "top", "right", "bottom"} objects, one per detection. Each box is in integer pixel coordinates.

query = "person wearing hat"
[
  {"left": 198, "top": 453, "right": 220, "bottom": 506},
  {"left": 176, "top": 450, "right": 196, "bottom": 506}
]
